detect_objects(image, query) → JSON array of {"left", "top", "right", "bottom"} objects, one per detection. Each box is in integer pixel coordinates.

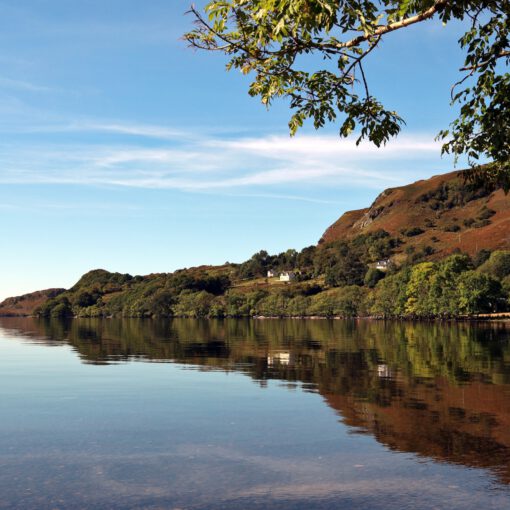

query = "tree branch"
[
  {"left": 332, "top": 0, "right": 448, "bottom": 50},
  {"left": 340, "top": 36, "right": 381, "bottom": 85},
  {"left": 460, "top": 50, "right": 510, "bottom": 71}
]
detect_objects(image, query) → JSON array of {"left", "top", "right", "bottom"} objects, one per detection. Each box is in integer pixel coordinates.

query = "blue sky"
[{"left": 0, "top": 1, "right": 470, "bottom": 300}]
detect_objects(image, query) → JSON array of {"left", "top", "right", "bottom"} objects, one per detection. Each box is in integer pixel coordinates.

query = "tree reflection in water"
[{"left": 2, "top": 317, "right": 510, "bottom": 483}]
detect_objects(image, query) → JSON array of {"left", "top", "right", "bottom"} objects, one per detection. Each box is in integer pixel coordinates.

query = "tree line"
[{"left": 34, "top": 234, "right": 510, "bottom": 319}]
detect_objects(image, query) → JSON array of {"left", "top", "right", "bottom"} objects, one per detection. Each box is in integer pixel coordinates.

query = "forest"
[{"left": 33, "top": 230, "right": 510, "bottom": 320}]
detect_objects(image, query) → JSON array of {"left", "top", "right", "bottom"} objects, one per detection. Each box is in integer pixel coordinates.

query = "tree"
[
  {"left": 256, "top": 292, "right": 289, "bottom": 316},
  {"left": 332, "top": 286, "right": 368, "bottom": 316},
  {"left": 478, "top": 250, "right": 510, "bottom": 280},
  {"left": 364, "top": 267, "right": 385, "bottom": 288},
  {"left": 297, "top": 245, "right": 317, "bottom": 268},
  {"left": 404, "top": 262, "right": 436, "bottom": 317},
  {"left": 428, "top": 254, "right": 472, "bottom": 316},
  {"left": 472, "top": 248, "right": 492, "bottom": 268},
  {"left": 325, "top": 252, "right": 367, "bottom": 286},
  {"left": 185, "top": 1, "right": 510, "bottom": 190},
  {"left": 370, "top": 270, "right": 409, "bottom": 317},
  {"left": 287, "top": 294, "right": 311, "bottom": 315},
  {"left": 457, "top": 271, "right": 504, "bottom": 314},
  {"left": 173, "top": 290, "right": 216, "bottom": 317}
]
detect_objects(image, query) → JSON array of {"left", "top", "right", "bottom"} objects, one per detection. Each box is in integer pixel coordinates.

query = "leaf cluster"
[{"left": 185, "top": 1, "right": 510, "bottom": 188}]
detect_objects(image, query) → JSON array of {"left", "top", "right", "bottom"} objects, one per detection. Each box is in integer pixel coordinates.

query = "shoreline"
[{"left": 2, "top": 313, "right": 510, "bottom": 322}]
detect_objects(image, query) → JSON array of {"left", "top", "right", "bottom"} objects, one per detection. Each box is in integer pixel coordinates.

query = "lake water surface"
[{"left": 1, "top": 318, "right": 510, "bottom": 509}]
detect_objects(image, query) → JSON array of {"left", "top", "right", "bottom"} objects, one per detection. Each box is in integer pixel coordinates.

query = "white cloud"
[
  {"left": 64, "top": 122, "right": 193, "bottom": 141},
  {"left": 0, "top": 121, "right": 453, "bottom": 194},
  {"left": 210, "top": 134, "right": 441, "bottom": 157}
]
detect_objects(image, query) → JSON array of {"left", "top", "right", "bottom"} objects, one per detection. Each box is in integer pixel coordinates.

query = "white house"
[
  {"left": 377, "top": 364, "right": 392, "bottom": 378},
  {"left": 279, "top": 271, "right": 296, "bottom": 282},
  {"left": 267, "top": 269, "right": 277, "bottom": 278},
  {"left": 375, "top": 259, "right": 391, "bottom": 271},
  {"left": 267, "top": 351, "right": 291, "bottom": 366}
]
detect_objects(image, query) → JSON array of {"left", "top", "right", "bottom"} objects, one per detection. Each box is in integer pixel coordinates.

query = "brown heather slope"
[
  {"left": 0, "top": 289, "right": 65, "bottom": 316},
  {"left": 320, "top": 170, "right": 510, "bottom": 258}
]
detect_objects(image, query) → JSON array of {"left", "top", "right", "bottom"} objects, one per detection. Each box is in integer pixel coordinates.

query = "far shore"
[{"left": 2, "top": 313, "right": 510, "bottom": 322}]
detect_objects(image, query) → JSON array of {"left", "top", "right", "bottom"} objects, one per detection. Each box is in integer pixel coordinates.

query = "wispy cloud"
[
  {"left": 63, "top": 122, "right": 193, "bottom": 141},
  {"left": 209, "top": 191, "right": 345, "bottom": 205},
  {"left": 210, "top": 135, "right": 441, "bottom": 157},
  {"left": 0, "top": 120, "right": 453, "bottom": 195},
  {"left": 0, "top": 76, "right": 59, "bottom": 93}
]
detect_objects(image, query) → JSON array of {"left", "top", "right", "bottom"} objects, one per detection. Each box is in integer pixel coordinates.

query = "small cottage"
[
  {"left": 267, "top": 269, "right": 277, "bottom": 278},
  {"left": 279, "top": 271, "right": 296, "bottom": 282},
  {"left": 375, "top": 259, "right": 391, "bottom": 271},
  {"left": 267, "top": 351, "right": 291, "bottom": 366}
]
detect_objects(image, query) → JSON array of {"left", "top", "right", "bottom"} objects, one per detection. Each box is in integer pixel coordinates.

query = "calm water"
[{"left": 1, "top": 318, "right": 510, "bottom": 509}]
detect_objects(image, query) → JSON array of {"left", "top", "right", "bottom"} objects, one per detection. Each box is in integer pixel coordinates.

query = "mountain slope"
[
  {"left": 2, "top": 170, "right": 510, "bottom": 318},
  {"left": 320, "top": 170, "right": 510, "bottom": 259},
  {"left": 0, "top": 289, "right": 65, "bottom": 317}
]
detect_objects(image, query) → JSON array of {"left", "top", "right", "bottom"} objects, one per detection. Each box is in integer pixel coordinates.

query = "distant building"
[
  {"left": 377, "top": 364, "right": 392, "bottom": 378},
  {"left": 267, "top": 269, "right": 277, "bottom": 278},
  {"left": 279, "top": 271, "right": 296, "bottom": 282},
  {"left": 267, "top": 351, "right": 291, "bottom": 366},
  {"left": 375, "top": 259, "right": 391, "bottom": 271}
]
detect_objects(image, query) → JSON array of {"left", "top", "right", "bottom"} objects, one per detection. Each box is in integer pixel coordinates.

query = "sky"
[{"left": 0, "top": 0, "right": 471, "bottom": 300}]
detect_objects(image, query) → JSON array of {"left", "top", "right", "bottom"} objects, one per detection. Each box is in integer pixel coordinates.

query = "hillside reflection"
[{"left": 2, "top": 317, "right": 510, "bottom": 483}]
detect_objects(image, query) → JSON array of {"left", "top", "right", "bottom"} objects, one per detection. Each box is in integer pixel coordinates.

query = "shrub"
[
  {"left": 364, "top": 268, "right": 385, "bottom": 288},
  {"left": 473, "top": 249, "right": 492, "bottom": 268},
  {"left": 173, "top": 291, "right": 215, "bottom": 317},
  {"left": 324, "top": 254, "right": 367, "bottom": 287},
  {"left": 255, "top": 293, "right": 289, "bottom": 317},
  {"left": 477, "top": 206, "right": 496, "bottom": 220},
  {"left": 401, "top": 227, "right": 425, "bottom": 237},
  {"left": 443, "top": 224, "right": 461, "bottom": 232},
  {"left": 473, "top": 219, "right": 491, "bottom": 228},
  {"left": 287, "top": 295, "right": 311, "bottom": 316},
  {"left": 478, "top": 251, "right": 510, "bottom": 280}
]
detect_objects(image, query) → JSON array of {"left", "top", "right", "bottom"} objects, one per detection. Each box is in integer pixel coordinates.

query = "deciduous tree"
[{"left": 185, "top": 1, "right": 510, "bottom": 189}]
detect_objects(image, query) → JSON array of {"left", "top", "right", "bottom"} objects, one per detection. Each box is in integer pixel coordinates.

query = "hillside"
[
  {"left": 320, "top": 170, "right": 510, "bottom": 261},
  {"left": 2, "top": 170, "right": 510, "bottom": 319},
  {"left": 0, "top": 289, "right": 65, "bottom": 317}
]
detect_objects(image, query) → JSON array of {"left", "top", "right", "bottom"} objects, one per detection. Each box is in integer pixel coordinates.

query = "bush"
[
  {"left": 473, "top": 219, "right": 491, "bottom": 228},
  {"left": 478, "top": 251, "right": 510, "bottom": 280},
  {"left": 364, "top": 268, "right": 385, "bottom": 288},
  {"left": 287, "top": 295, "right": 311, "bottom": 316},
  {"left": 324, "top": 255, "right": 367, "bottom": 287},
  {"left": 255, "top": 293, "right": 289, "bottom": 316},
  {"left": 502, "top": 275, "right": 510, "bottom": 294},
  {"left": 333, "top": 286, "right": 368, "bottom": 317},
  {"left": 473, "top": 249, "right": 492, "bottom": 268},
  {"left": 401, "top": 227, "right": 425, "bottom": 237},
  {"left": 209, "top": 297, "right": 227, "bottom": 318},
  {"left": 173, "top": 291, "right": 215, "bottom": 317},
  {"left": 309, "top": 292, "right": 336, "bottom": 317},
  {"left": 477, "top": 206, "right": 496, "bottom": 220}
]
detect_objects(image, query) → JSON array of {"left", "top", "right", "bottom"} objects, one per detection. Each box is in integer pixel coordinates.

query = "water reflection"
[{"left": 2, "top": 316, "right": 510, "bottom": 489}]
